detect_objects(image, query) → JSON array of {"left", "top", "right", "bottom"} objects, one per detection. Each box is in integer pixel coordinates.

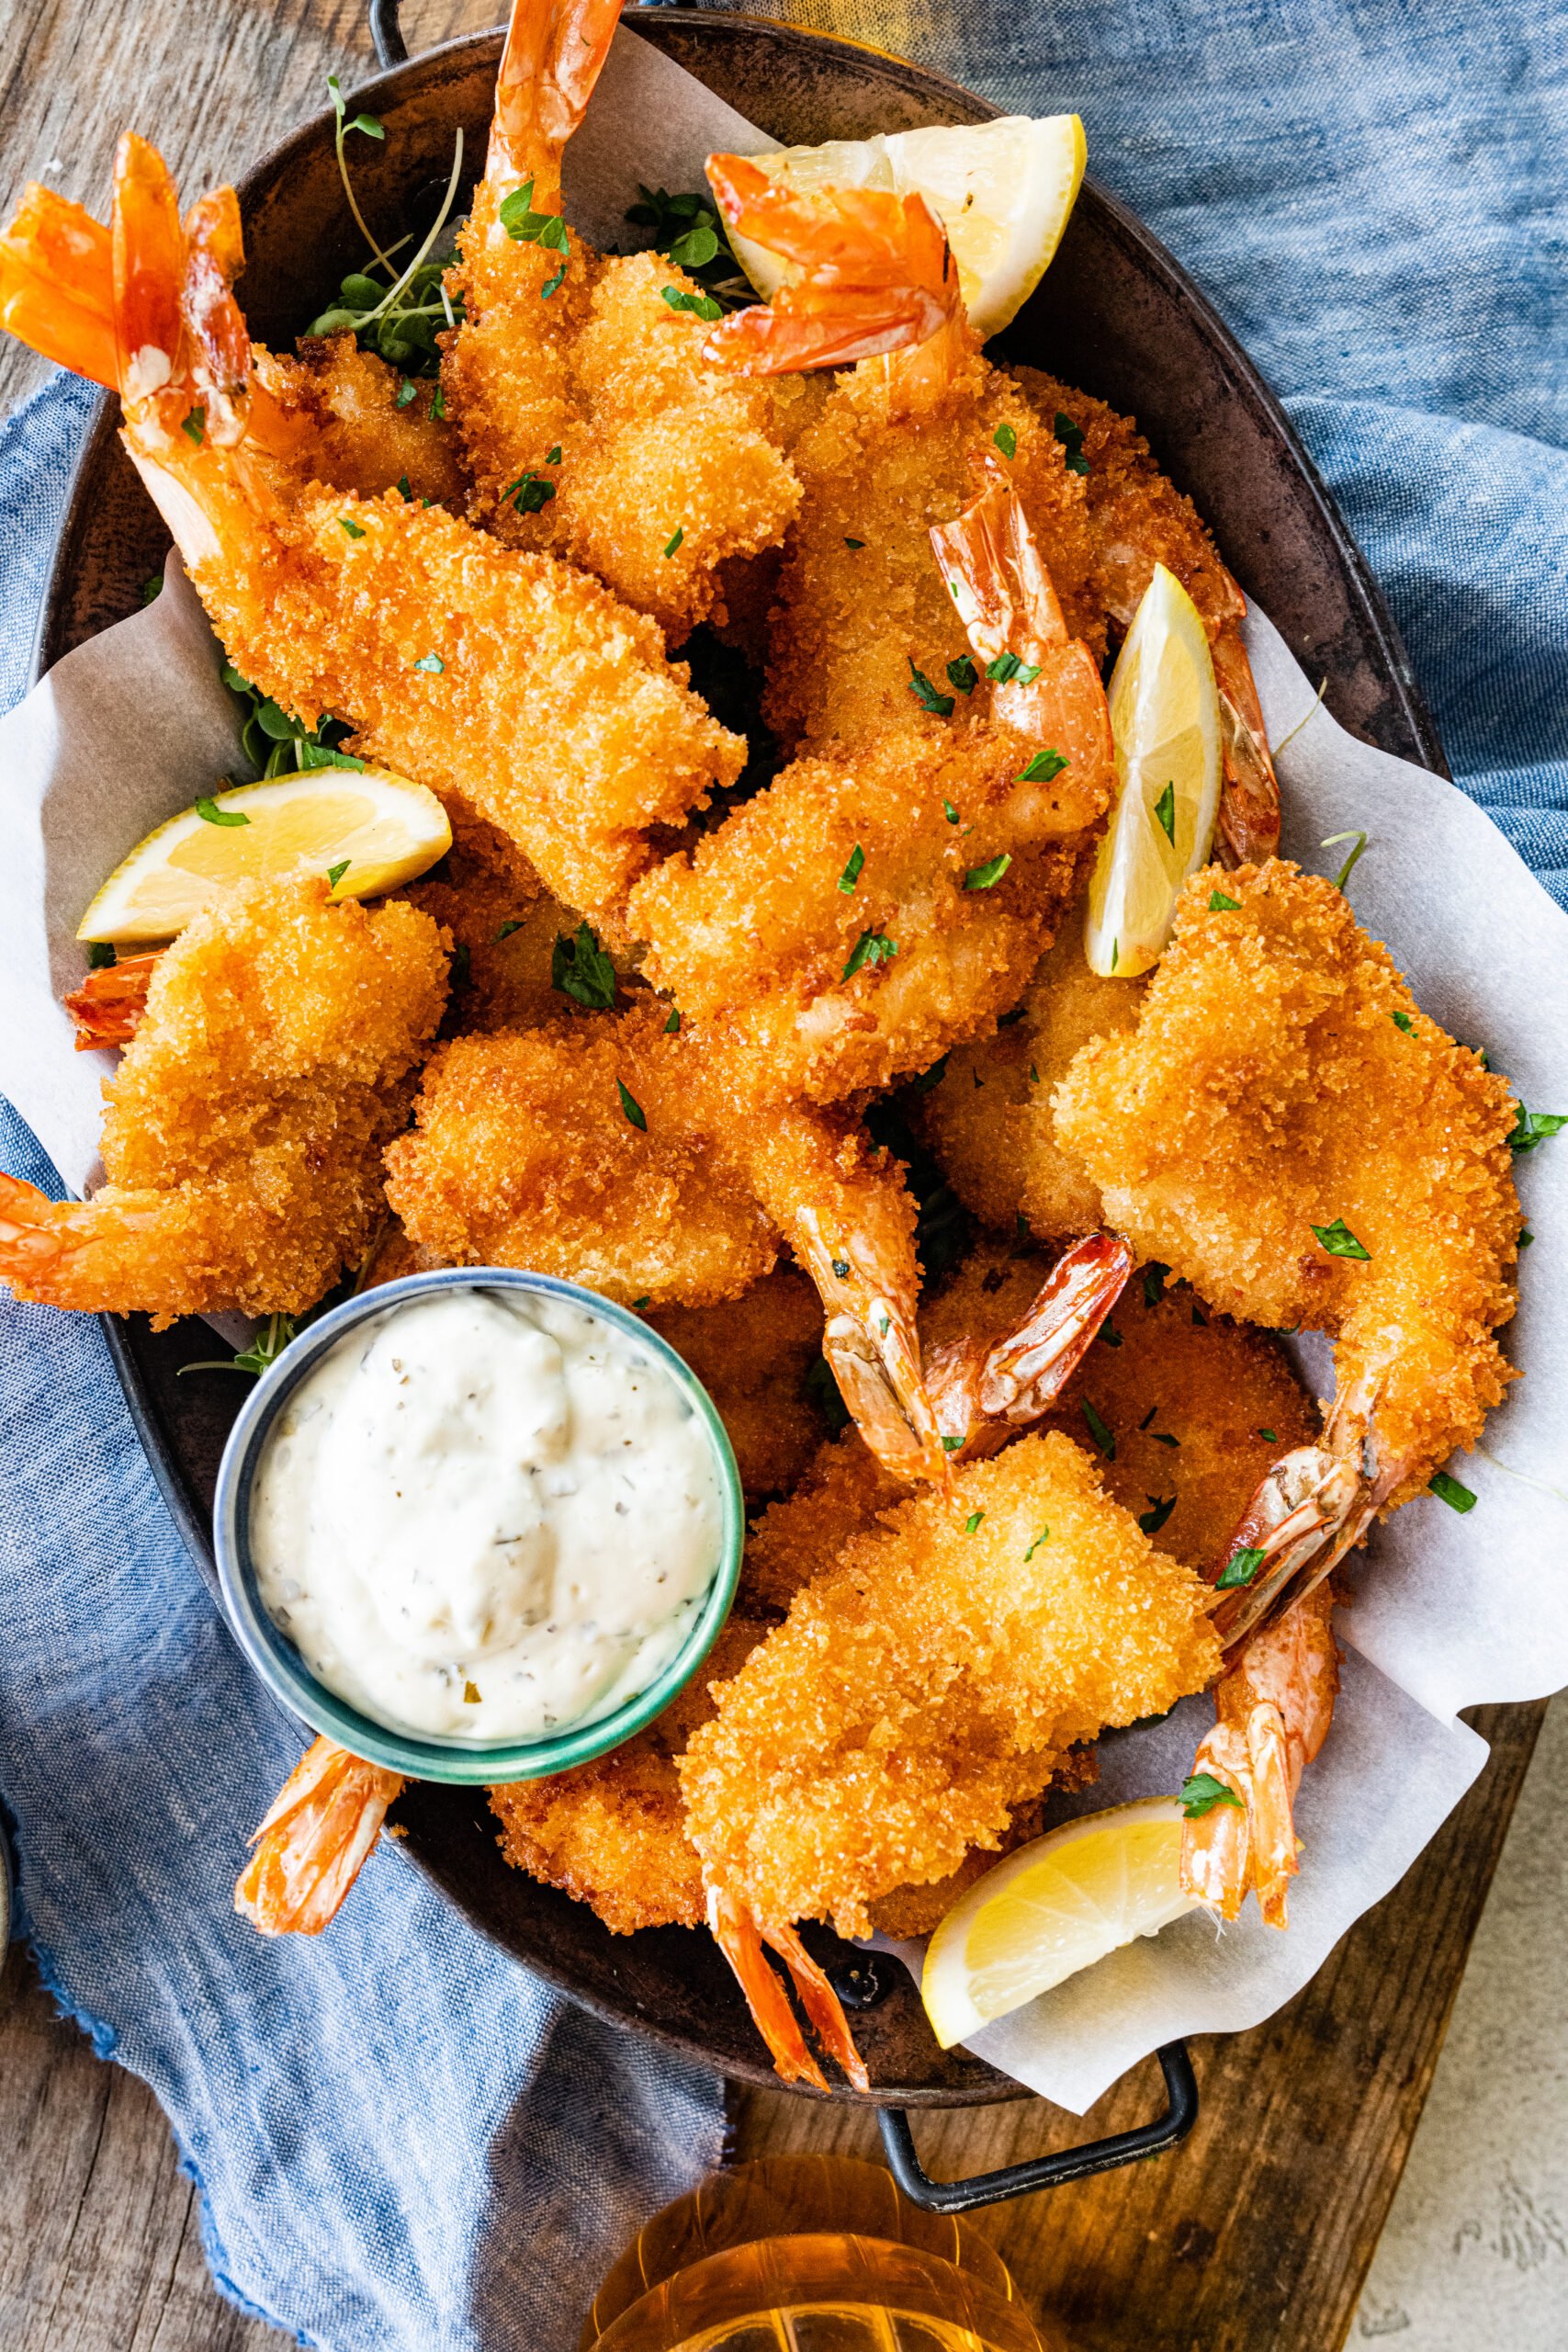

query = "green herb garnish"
[
  {"left": 907, "top": 659, "right": 955, "bottom": 717},
  {"left": 1180, "top": 1772, "right": 1242, "bottom": 1819},
  {"left": 196, "top": 795, "right": 248, "bottom": 827},
  {"left": 551, "top": 922, "right": 617, "bottom": 1012},
  {"left": 663, "top": 1007, "right": 681, "bottom": 1034},
  {"left": 1392, "top": 1011, "right": 1416, "bottom": 1034},
  {"left": 1509, "top": 1106, "right": 1567, "bottom": 1155},
  {"left": 843, "top": 929, "right": 897, "bottom": 980},
  {"left": 1154, "top": 781, "right": 1177, "bottom": 845},
  {"left": 1016, "top": 749, "right": 1066, "bottom": 782},
  {"left": 1142, "top": 1262, "right": 1169, "bottom": 1307},
  {"left": 1311, "top": 1216, "right": 1371, "bottom": 1261},
  {"left": 616, "top": 1079, "right": 648, "bottom": 1131},
  {"left": 338, "top": 516, "right": 366, "bottom": 539},
  {"left": 947, "top": 655, "right": 978, "bottom": 695},
  {"left": 502, "top": 470, "right": 557, "bottom": 514},
  {"left": 662, "top": 526, "right": 685, "bottom": 558},
  {"left": 1209, "top": 889, "right": 1241, "bottom": 911},
  {"left": 964, "top": 853, "right": 1011, "bottom": 891},
  {"left": 1215, "top": 1544, "right": 1267, "bottom": 1590},
  {"left": 1138, "top": 1494, "right": 1177, "bottom": 1536},
  {"left": 1054, "top": 412, "right": 1089, "bottom": 475},
  {"left": 1430, "top": 1470, "right": 1477, "bottom": 1513},
  {"left": 1080, "top": 1399, "right": 1114, "bottom": 1459},
  {"left": 660, "top": 284, "right": 723, "bottom": 322},
  {"left": 181, "top": 406, "right": 206, "bottom": 446},
  {"left": 1024, "top": 1526, "right": 1050, "bottom": 1561},
  {"left": 838, "top": 844, "right": 865, "bottom": 894},
  {"left": 413, "top": 652, "right": 445, "bottom": 674},
  {"left": 964, "top": 1510, "right": 985, "bottom": 1534},
  {"left": 993, "top": 423, "right": 1017, "bottom": 458},
  {"left": 326, "top": 860, "right": 350, "bottom": 890},
  {"left": 987, "top": 651, "right": 1041, "bottom": 685},
  {"left": 1322, "top": 829, "right": 1368, "bottom": 891}
]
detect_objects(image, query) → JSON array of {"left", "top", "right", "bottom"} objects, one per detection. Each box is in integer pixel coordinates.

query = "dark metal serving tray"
[{"left": 37, "top": 6, "right": 1443, "bottom": 2140}]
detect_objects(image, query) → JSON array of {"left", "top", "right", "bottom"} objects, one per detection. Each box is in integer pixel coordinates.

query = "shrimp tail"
[
  {"left": 706, "top": 1887, "right": 869, "bottom": 2093},
  {"left": 927, "top": 1232, "right": 1135, "bottom": 1461},
  {"left": 1211, "top": 624, "right": 1281, "bottom": 865},
  {"left": 788, "top": 1202, "right": 946, "bottom": 1482},
  {"left": 703, "top": 155, "right": 964, "bottom": 379},
  {"left": 0, "top": 184, "right": 118, "bottom": 387},
  {"left": 235, "top": 1736, "right": 405, "bottom": 1936},
  {"left": 490, "top": 0, "right": 626, "bottom": 187},
  {"left": 64, "top": 953, "right": 161, "bottom": 1049},
  {"left": 0, "top": 1174, "right": 90, "bottom": 1283}
]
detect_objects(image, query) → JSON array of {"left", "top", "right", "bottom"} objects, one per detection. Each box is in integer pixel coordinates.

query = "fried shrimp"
[
  {"left": 383, "top": 1003, "right": 945, "bottom": 1478},
  {"left": 0, "top": 140, "right": 743, "bottom": 935},
  {"left": 1012, "top": 368, "right": 1280, "bottom": 863},
  {"left": 443, "top": 0, "right": 801, "bottom": 641},
  {"left": 739, "top": 1433, "right": 908, "bottom": 1615},
  {"left": 254, "top": 334, "right": 468, "bottom": 508},
  {"left": 0, "top": 876, "right": 447, "bottom": 1325},
  {"left": 681, "top": 1430, "right": 1220, "bottom": 1978},
  {"left": 703, "top": 160, "right": 1101, "bottom": 758},
  {"left": 647, "top": 1269, "right": 827, "bottom": 1502}
]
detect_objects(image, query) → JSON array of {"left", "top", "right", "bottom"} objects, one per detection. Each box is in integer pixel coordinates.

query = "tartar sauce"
[{"left": 251, "top": 1287, "right": 726, "bottom": 1743}]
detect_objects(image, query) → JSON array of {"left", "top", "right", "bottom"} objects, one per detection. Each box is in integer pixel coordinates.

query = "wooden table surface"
[{"left": 0, "top": 2, "right": 1546, "bottom": 2346}]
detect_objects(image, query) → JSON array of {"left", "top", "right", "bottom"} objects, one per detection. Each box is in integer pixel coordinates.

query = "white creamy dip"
[{"left": 251, "top": 1287, "right": 726, "bottom": 1743}]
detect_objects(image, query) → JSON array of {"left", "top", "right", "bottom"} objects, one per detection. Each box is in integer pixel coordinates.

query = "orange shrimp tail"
[
  {"left": 0, "top": 184, "right": 118, "bottom": 388},
  {"left": 64, "top": 953, "right": 161, "bottom": 1048},
  {"left": 703, "top": 155, "right": 963, "bottom": 377},
  {"left": 929, "top": 1232, "right": 1135, "bottom": 1461},
  {"left": 707, "top": 1889, "right": 870, "bottom": 2093},
  {"left": 1212, "top": 628, "right": 1281, "bottom": 865},
  {"left": 235, "top": 1736, "right": 405, "bottom": 1937},
  {"left": 491, "top": 0, "right": 626, "bottom": 189},
  {"left": 182, "top": 187, "right": 252, "bottom": 442},
  {"left": 1179, "top": 1720, "right": 1252, "bottom": 1920},
  {"left": 112, "top": 133, "right": 190, "bottom": 435},
  {"left": 0, "top": 1173, "right": 81, "bottom": 1284}
]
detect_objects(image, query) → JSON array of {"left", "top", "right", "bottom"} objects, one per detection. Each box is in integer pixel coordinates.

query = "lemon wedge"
[
  {"left": 77, "top": 769, "right": 452, "bottom": 944},
  {"left": 718, "top": 114, "right": 1086, "bottom": 340},
  {"left": 920, "top": 1796, "right": 1196, "bottom": 2048},
  {"left": 1084, "top": 564, "right": 1222, "bottom": 979}
]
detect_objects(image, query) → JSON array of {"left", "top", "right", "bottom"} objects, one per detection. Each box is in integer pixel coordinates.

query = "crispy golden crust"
[
  {"left": 916, "top": 919, "right": 1142, "bottom": 1234},
  {"left": 628, "top": 721, "right": 1103, "bottom": 1104},
  {"left": 739, "top": 1433, "right": 908, "bottom": 1615},
  {"left": 488, "top": 1615, "right": 769, "bottom": 1934},
  {"left": 3, "top": 877, "right": 447, "bottom": 1324},
  {"left": 865, "top": 1754, "right": 1100, "bottom": 1939},
  {"left": 1055, "top": 863, "right": 1521, "bottom": 1503},
  {"left": 254, "top": 337, "right": 469, "bottom": 510},
  {"left": 648, "top": 1268, "right": 827, "bottom": 1503},
  {"left": 680, "top": 1431, "right": 1221, "bottom": 1936},
  {"left": 764, "top": 353, "right": 1100, "bottom": 757},
  {"left": 191, "top": 482, "right": 744, "bottom": 932}
]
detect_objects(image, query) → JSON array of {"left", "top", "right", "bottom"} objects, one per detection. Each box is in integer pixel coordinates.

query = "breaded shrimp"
[
  {"left": 739, "top": 1432, "right": 907, "bottom": 1615},
  {"left": 0, "top": 876, "right": 448, "bottom": 1325},
  {"left": 1055, "top": 863, "right": 1520, "bottom": 1524},
  {"left": 682, "top": 1431, "right": 1221, "bottom": 1946},
  {"left": 383, "top": 1003, "right": 944, "bottom": 1477},
  {"left": 647, "top": 1269, "right": 827, "bottom": 1503},
  {"left": 254, "top": 334, "right": 468, "bottom": 508},
  {"left": 1012, "top": 368, "right": 1280, "bottom": 863},
  {"left": 0, "top": 141, "right": 744, "bottom": 936}
]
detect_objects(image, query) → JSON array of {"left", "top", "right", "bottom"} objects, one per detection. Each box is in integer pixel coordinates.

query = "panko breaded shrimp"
[
  {"left": 443, "top": 0, "right": 801, "bottom": 641},
  {"left": 1012, "top": 368, "right": 1280, "bottom": 864},
  {"left": 739, "top": 1432, "right": 907, "bottom": 1615},
  {"left": 703, "top": 160, "right": 1101, "bottom": 758},
  {"left": 681, "top": 1431, "right": 1221, "bottom": 2084},
  {"left": 0, "top": 876, "right": 448, "bottom": 1325},
  {"left": 647, "top": 1268, "right": 827, "bottom": 1503},
  {"left": 254, "top": 334, "right": 468, "bottom": 508},
  {"left": 383, "top": 1003, "right": 946, "bottom": 1479},
  {"left": 0, "top": 141, "right": 743, "bottom": 936},
  {"left": 628, "top": 481, "right": 1111, "bottom": 1103}
]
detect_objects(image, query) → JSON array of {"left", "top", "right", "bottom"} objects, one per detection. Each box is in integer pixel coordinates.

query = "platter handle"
[
  {"left": 369, "top": 0, "right": 407, "bottom": 69},
  {"left": 875, "top": 2041, "right": 1198, "bottom": 2214}
]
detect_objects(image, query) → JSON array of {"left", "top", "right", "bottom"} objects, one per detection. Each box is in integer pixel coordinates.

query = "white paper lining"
[{"left": 2, "top": 27, "right": 1565, "bottom": 2112}]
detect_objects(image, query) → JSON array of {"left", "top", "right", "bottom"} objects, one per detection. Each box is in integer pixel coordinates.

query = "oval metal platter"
[{"left": 37, "top": 8, "right": 1443, "bottom": 2105}]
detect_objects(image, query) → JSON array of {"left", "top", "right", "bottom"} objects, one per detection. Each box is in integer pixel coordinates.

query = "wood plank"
[{"left": 736, "top": 1699, "right": 1546, "bottom": 2351}]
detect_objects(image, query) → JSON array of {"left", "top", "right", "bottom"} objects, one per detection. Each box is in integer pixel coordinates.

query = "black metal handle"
[
  {"left": 876, "top": 2041, "right": 1198, "bottom": 2214},
  {"left": 369, "top": 0, "right": 406, "bottom": 69}
]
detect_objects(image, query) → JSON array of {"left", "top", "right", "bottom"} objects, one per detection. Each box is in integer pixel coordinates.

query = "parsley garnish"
[
  {"left": 993, "top": 423, "right": 1017, "bottom": 458},
  {"left": 947, "top": 655, "right": 978, "bottom": 695},
  {"left": 1311, "top": 1216, "right": 1371, "bottom": 1261},
  {"left": 1143, "top": 1261, "right": 1169, "bottom": 1307},
  {"left": 395, "top": 378, "right": 418, "bottom": 409},
  {"left": 632, "top": 1294, "right": 651, "bottom": 1310},
  {"left": 540, "top": 262, "right": 567, "bottom": 300},
  {"left": 1150, "top": 1430, "right": 1179, "bottom": 1448},
  {"left": 1016, "top": 749, "right": 1066, "bottom": 782},
  {"left": 1154, "top": 781, "right": 1177, "bottom": 845},
  {"left": 141, "top": 573, "right": 163, "bottom": 605},
  {"left": 396, "top": 474, "right": 412, "bottom": 501},
  {"left": 429, "top": 385, "right": 446, "bottom": 421},
  {"left": 912, "top": 1054, "right": 949, "bottom": 1093},
  {"left": 1258, "top": 1428, "right": 1277, "bottom": 1443},
  {"left": 1520, "top": 1227, "right": 1534, "bottom": 1248},
  {"left": 551, "top": 922, "right": 617, "bottom": 1012},
  {"left": 1180, "top": 1772, "right": 1242, "bottom": 1819},
  {"left": 838, "top": 844, "right": 864, "bottom": 894},
  {"left": 964, "top": 853, "right": 1011, "bottom": 891},
  {"left": 844, "top": 536, "right": 864, "bottom": 548},
  {"left": 181, "top": 406, "right": 206, "bottom": 446},
  {"left": 616, "top": 1079, "right": 647, "bottom": 1131},
  {"left": 495, "top": 920, "right": 523, "bottom": 941},
  {"left": 941, "top": 1435, "right": 964, "bottom": 1453},
  {"left": 987, "top": 651, "right": 1041, "bottom": 685},
  {"left": 326, "top": 860, "right": 350, "bottom": 890},
  {"left": 196, "top": 795, "right": 248, "bottom": 827},
  {"left": 662, "top": 526, "right": 685, "bottom": 558},
  {"left": 1209, "top": 889, "right": 1241, "bottom": 912},
  {"left": 942, "top": 798, "right": 960, "bottom": 825},
  {"left": 1024, "top": 1526, "right": 1050, "bottom": 1561},
  {"left": 1215, "top": 1544, "right": 1267, "bottom": 1590},
  {"left": 502, "top": 470, "right": 557, "bottom": 514},
  {"left": 1138, "top": 1406, "right": 1157, "bottom": 1430},
  {"left": 547, "top": 446, "right": 562, "bottom": 463},
  {"left": 831, "top": 1259, "right": 851, "bottom": 1280},
  {"left": 1138, "top": 1494, "right": 1177, "bottom": 1536},
  {"left": 843, "top": 929, "right": 897, "bottom": 980},
  {"left": 413, "top": 652, "right": 445, "bottom": 673},
  {"left": 1392, "top": 1011, "right": 1416, "bottom": 1034},
  {"left": 1430, "top": 1469, "right": 1477, "bottom": 1513},
  {"left": 964, "top": 1510, "right": 985, "bottom": 1534},
  {"left": 1054, "top": 412, "right": 1089, "bottom": 475},
  {"left": 660, "top": 284, "right": 723, "bottom": 322},
  {"left": 907, "top": 659, "right": 955, "bottom": 717},
  {"left": 1080, "top": 1399, "right": 1114, "bottom": 1459},
  {"left": 1509, "top": 1106, "right": 1567, "bottom": 1154},
  {"left": 338, "top": 516, "right": 366, "bottom": 539},
  {"left": 500, "top": 177, "right": 569, "bottom": 254}
]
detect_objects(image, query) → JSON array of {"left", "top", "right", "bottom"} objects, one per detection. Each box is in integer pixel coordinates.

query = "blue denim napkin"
[{"left": 4, "top": 1, "right": 1566, "bottom": 2344}]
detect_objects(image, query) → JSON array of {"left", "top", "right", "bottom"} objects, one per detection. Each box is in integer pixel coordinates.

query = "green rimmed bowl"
[{"left": 212, "top": 1267, "right": 744, "bottom": 1784}]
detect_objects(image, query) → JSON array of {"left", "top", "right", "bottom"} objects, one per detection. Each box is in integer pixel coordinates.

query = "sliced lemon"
[
  {"left": 718, "top": 114, "right": 1086, "bottom": 340},
  {"left": 1084, "top": 564, "right": 1222, "bottom": 979},
  {"left": 77, "top": 769, "right": 452, "bottom": 944},
  {"left": 920, "top": 1795, "right": 1196, "bottom": 2048}
]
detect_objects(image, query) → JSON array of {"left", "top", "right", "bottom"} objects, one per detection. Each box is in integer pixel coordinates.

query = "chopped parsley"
[
  {"left": 1430, "top": 1469, "right": 1477, "bottom": 1513},
  {"left": 624, "top": 184, "right": 750, "bottom": 310},
  {"left": 1209, "top": 889, "right": 1241, "bottom": 912},
  {"left": 1143, "top": 1261, "right": 1169, "bottom": 1307},
  {"left": 843, "top": 929, "right": 897, "bottom": 980},
  {"left": 1024, "top": 1526, "right": 1050, "bottom": 1561},
  {"left": 326, "top": 859, "right": 350, "bottom": 890},
  {"left": 181, "top": 406, "right": 206, "bottom": 446},
  {"left": 1311, "top": 1216, "right": 1371, "bottom": 1261},
  {"left": 1258, "top": 1428, "right": 1277, "bottom": 1443},
  {"left": 338, "top": 515, "right": 367, "bottom": 540},
  {"left": 195, "top": 795, "right": 248, "bottom": 827},
  {"left": 908, "top": 659, "right": 955, "bottom": 717},
  {"left": 838, "top": 843, "right": 865, "bottom": 894},
  {"left": 987, "top": 651, "right": 1041, "bottom": 685},
  {"left": 942, "top": 798, "right": 961, "bottom": 825},
  {"left": 964, "top": 853, "right": 1011, "bottom": 891},
  {"left": 1520, "top": 1227, "right": 1535, "bottom": 1248},
  {"left": 1150, "top": 1430, "right": 1179, "bottom": 1448},
  {"left": 964, "top": 1510, "right": 985, "bottom": 1534},
  {"left": 831, "top": 1258, "right": 851, "bottom": 1280},
  {"left": 396, "top": 474, "right": 413, "bottom": 501},
  {"left": 502, "top": 469, "right": 557, "bottom": 514},
  {"left": 947, "top": 655, "right": 979, "bottom": 695},
  {"left": 1054, "top": 412, "right": 1089, "bottom": 475},
  {"left": 616, "top": 1079, "right": 647, "bottom": 1131},
  {"left": 1509, "top": 1106, "right": 1567, "bottom": 1154},
  {"left": 663, "top": 1006, "right": 681, "bottom": 1034},
  {"left": 1215, "top": 1544, "right": 1267, "bottom": 1590},
  {"left": 1392, "top": 1011, "right": 1416, "bottom": 1034},
  {"left": 85, "top": 942, "right": 116, "bottom": 969},
  {"left": 1154, "top": 780, "right": 1177, "bottom": 845},
  {"left": 632, "top": 1294, "right": 651, "bottom": 1311},
  {"left": 540, "top": 262, "right": 567, "bottom": 300},
  {"left": 141, "top": 573, "right": 163, "bottom": 605},
  {"left": 551, "top": 922, "right": 617, "bottom": 1012},
  {"left": 1138, "top": 1494, "right": 1177, "bottom": 1536},
  {"left": 547, "top": 446, "right": 562, "bottom": 463},
  {"left": 412, "top": 651, "right": 445, "bottom": 673},
  {"left": 1017, "top": 749, "right": 1066, "bottom": 782},
  {"left": 1180, "top": 1772, "right": 1242, "bottom": 1819},
  {"left": 1080, "top": 1399, "right": 1115, "bottom": 1459},
  {"left": 500, "top": 177, "right": 569, "bottom": 254},
  {"left": 662, "top": 526, "right": 685, "bottom": 559},
  {"left": 993, "top": 423, "right": 1017, "bottom": 458},
  {"left": 495, "top": 919, "right": 523, "bottom": 942},
  {"left": 429, "top": 385, "right": 446, "bottom": 422},
  {"left": 844, "top": 536, "right": 864, "bottom": 548},
  {"left": 395, "top": 378, "right": 418, "bottom": 409},
  {"left": 942, "top": 1434, "right": 964, "bottom": 1453},
  {"left": 660, "top": 284, "right": 723, "bottom": 322}
]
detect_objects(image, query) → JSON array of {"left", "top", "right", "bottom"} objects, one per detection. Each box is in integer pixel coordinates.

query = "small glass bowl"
[{"left": 212, "top": 1266, "right": 744, "bottom": 1784}]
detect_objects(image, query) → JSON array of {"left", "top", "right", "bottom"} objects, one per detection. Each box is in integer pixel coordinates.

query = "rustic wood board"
[{"left": 0, "top": 1, "right": 1548, "bottom": 2346}]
